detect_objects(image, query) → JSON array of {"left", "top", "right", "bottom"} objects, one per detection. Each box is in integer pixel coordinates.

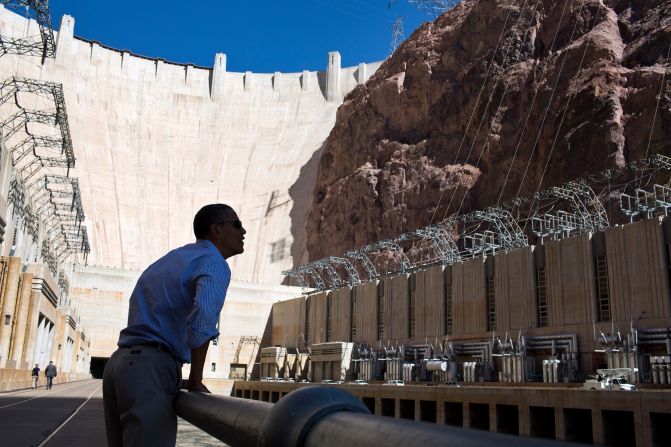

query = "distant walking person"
[
  {"left": 103, "top": 204, "right": 245, "bottom": 447},
  {"left": 31, "top": 364, "right": 39, "bottom": 389},
  {"left": 45, "top": 361, "right": 57, "bottom": 389}
]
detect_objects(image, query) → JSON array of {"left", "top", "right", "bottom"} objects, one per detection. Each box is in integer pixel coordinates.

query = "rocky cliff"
[{"left": 306, "top": 0, "right": 671, "bottom": 260}]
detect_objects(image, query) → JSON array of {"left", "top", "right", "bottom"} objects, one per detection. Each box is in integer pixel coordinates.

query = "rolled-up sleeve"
[{"left": 186, "top": 259, "right": 231, "bottom": 348}]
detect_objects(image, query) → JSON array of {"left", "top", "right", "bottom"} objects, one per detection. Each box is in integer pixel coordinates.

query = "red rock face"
[{"left": 306, "top": 0, "right": 671, "bottom": 261}]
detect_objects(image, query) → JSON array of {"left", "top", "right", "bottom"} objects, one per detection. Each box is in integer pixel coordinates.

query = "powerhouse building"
[{"left": 269, "top": 217, "right": 671, "bottom": 384}]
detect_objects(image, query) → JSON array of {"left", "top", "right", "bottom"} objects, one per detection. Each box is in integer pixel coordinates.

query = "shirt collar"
[{"left": 196, "top": 239, "right": 224, "bottom": 260}]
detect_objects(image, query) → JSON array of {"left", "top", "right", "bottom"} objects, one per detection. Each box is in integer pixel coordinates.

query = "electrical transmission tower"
[
  {"left": 408, "top": 0, "right": 461, "bottom": 17},
  {"left": 0, "top": 2, "right": 91, "bottom": 271},
  {"left": 0, "top": 1, "right": 55, "bottom": 59},
  {"left": 390, "top": 16, "right": 404, "bottom": 54}
]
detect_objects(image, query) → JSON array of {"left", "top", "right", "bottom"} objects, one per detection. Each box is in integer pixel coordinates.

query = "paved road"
[{"left": 0, "top": 380, "right": 224, "bottom": 446}]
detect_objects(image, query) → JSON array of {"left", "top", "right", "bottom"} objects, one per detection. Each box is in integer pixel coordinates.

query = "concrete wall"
[
  {"left": 495, "top": 247, "right": 535, "bottom": 331},
  {"left": 307, "top": 292, "right": 328, "bottom": 345},
  {"left": 453, "top": 257, "right": 487, "bottom": 335},
  {"left": 605, "top": 219, "right": 671, "bottom": 322},
  {"left": 270, "top": 296, "right": 306, "bottom": 348},
  {"left": 331, "top": 286, "right": 352, "bottom": 342},
  {"left": 416, "top": 265, "right": 445, "bottom": 339},
  {"left": 353, "top": 281, "right": 377, "bottom": 343},
  {"left": 546, "top": 233, "right": 596, "bottom": 326},
  {"left": 379, "top": 274, "right": 410, "bottom": 342},
  {"left": 0, "top": 7, "right": 383, "bottom": 286},
  {"left": 68, "top": 265, "right": 138, "bottom": 358}
]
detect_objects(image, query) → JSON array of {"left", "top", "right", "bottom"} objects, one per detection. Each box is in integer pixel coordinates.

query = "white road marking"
[
  {"left": 0, "top": 380, "right": 96, "bottom": 409},
  {"left": 36, "top": 383, "right": 103, "bottom": 447}
]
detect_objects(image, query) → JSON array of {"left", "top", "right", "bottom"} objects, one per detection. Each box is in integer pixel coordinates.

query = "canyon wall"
[{"left": 307, "top": 0, "right": 671, "bottom": 260}]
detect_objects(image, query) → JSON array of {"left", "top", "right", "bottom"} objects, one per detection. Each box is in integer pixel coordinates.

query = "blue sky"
[{"left": 46, "top": 1, "right": 435, "bottom": 73}]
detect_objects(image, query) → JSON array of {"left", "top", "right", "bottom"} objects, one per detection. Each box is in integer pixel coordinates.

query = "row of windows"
[
  {"left": 350, "top": 290, "right": 357, "bottom": 342},
  {"left": 536, "top": 267, "right": 548, "bottom": 327},
  {"left": 408, "top": 275, "right": 416, "bottom": 339},
  {"left": 595, "top": 255, "right": 611, "bottom": 322},
  {"left": 444, "top": 275, "right": 453, "bottom": 335},
  {"left": 377, "top": 282, "right": 385, "bottom": 340},
  {"left": 486, "top": 276, "right": 496, "bottom": 332},
  {"left": 326, "top": 295, "right": 333, "bottom": 342}
]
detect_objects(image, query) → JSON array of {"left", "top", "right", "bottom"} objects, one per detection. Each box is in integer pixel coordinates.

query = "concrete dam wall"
[{"left": 0, "top": 5, "right": 382, "bottom": 285}]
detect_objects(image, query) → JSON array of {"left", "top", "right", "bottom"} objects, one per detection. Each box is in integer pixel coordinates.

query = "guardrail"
[{"left": 175, "top": 386, "right": 576, "bottom": 447}]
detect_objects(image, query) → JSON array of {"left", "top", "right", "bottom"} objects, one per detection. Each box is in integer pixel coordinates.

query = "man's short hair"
[{"left": 193, "top": 204, "right": 234, "bottom": 239}]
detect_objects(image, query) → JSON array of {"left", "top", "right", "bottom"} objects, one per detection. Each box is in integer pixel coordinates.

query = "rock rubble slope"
[{"left": 306, "top": 0, "right": 671, "bottom": 260}]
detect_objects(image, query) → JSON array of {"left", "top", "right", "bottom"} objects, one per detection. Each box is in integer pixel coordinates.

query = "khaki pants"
[
  {"left": 31, "top": 376, "right": 38, "bottom": 389},
  {"left": 103, "top": 346, "right": 182, "bottom": 447}
]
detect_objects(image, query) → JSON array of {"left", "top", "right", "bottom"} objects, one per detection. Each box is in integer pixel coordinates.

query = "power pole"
[
  {"left": 390, "top": 16, "right": 405, "bottom": 54},
  {"left": 408, "top": 0, "right": 460, "bottom": 17}
]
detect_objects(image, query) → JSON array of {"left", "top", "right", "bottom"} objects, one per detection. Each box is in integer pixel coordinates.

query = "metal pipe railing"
[
  {"left": 175, "top": 386, "right": 577, "bottom": 447},
  {"left": 174, "top": 392, "right": 268, "bottom": 447}
]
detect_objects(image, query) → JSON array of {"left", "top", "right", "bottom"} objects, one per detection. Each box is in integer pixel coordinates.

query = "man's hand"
[
  {"left": 186, "top": 380, "right": 211, "bottom": 393},
  {"left": 187, "top": 341, "right": 211, "bottom": 393}
]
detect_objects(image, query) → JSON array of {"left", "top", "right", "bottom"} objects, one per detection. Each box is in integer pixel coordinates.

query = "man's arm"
[
  {"left": 187, "top": 341, "right": 211, "bottom": 392},
  {"left": 186, "top": 260, "right": 230, "bottom": 392}
]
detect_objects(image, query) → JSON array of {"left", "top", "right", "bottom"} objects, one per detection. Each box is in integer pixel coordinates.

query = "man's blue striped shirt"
[{"left": 118, "top": 239, "right": 231, "bottom": 363}]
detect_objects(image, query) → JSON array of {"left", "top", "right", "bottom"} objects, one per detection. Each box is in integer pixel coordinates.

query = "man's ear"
[{"left": 208, "top": 222, "right": 220, "bottom": 238}]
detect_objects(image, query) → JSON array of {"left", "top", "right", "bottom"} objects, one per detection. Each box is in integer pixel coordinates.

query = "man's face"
[{"left": 211, "top": 210, "right": 246, "bottom": 259}]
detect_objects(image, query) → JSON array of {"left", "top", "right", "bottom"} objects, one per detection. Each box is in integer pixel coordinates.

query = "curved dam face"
[{"left": 0, "top": 8, "right": 381, "bottom": 285}]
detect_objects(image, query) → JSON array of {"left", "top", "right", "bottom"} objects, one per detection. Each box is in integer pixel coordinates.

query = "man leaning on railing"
[{"left": 102, "top": 203, "right": 246, "bottom": 447}]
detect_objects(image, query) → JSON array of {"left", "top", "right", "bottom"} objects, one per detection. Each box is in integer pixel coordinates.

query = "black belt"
[{"left": 128, "top": 343, "right": 171, "bottom": 353}]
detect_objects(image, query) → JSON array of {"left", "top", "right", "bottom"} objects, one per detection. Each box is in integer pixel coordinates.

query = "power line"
[
  {"left": 496, "top": 0, "right": 577, "bottom": 206},
  {"left": 520, "top": 1, "right": 606, "bottom": 232},
  {"left": 643, "top": 41, "right": 671, "bottom": 161},
  {"left": 442, "top": 0, "right": 541, "bottom": 221},
  {"left": 330, "top": 0, "right": 396, "bottom": 22},
  {"left": 428, "top": 0, "right": 519, "bottom": 225},
  {"left": 306, "top": 0, "right": 394, "bottom": 26},
  {"left": 347, "top": 0, "right": 396, "bottom": 17}
]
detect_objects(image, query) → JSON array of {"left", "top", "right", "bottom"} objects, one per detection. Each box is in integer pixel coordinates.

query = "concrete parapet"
[
  {"left": 357, "top": 63, "right": 367, "bottom": 84},
  {"left": 55, "top": 14, "right": 75, "bottom": 65},
  {"left": 154, "top": 58, "right": 166, "bottom": 81},
  {"left": 211, "top": 53, "right": 227, "bottom": 98},
  {"left": 273, "top": 71, "right": 281, "bottom": 92},
  {"left": 302, "top": 70, "right": 309, "bottom": 91},
  {"left": 68, "top": 34, "right": 377, "bottom": 97},
  {"left": 326, "top": 51, "right": 342, "bottom": 102},
  {"left": 1, "top": 6, "right": 383, "bottom": 101},
  {"left": 244, "top": 70, "right": 253, "bottom": 92}
]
